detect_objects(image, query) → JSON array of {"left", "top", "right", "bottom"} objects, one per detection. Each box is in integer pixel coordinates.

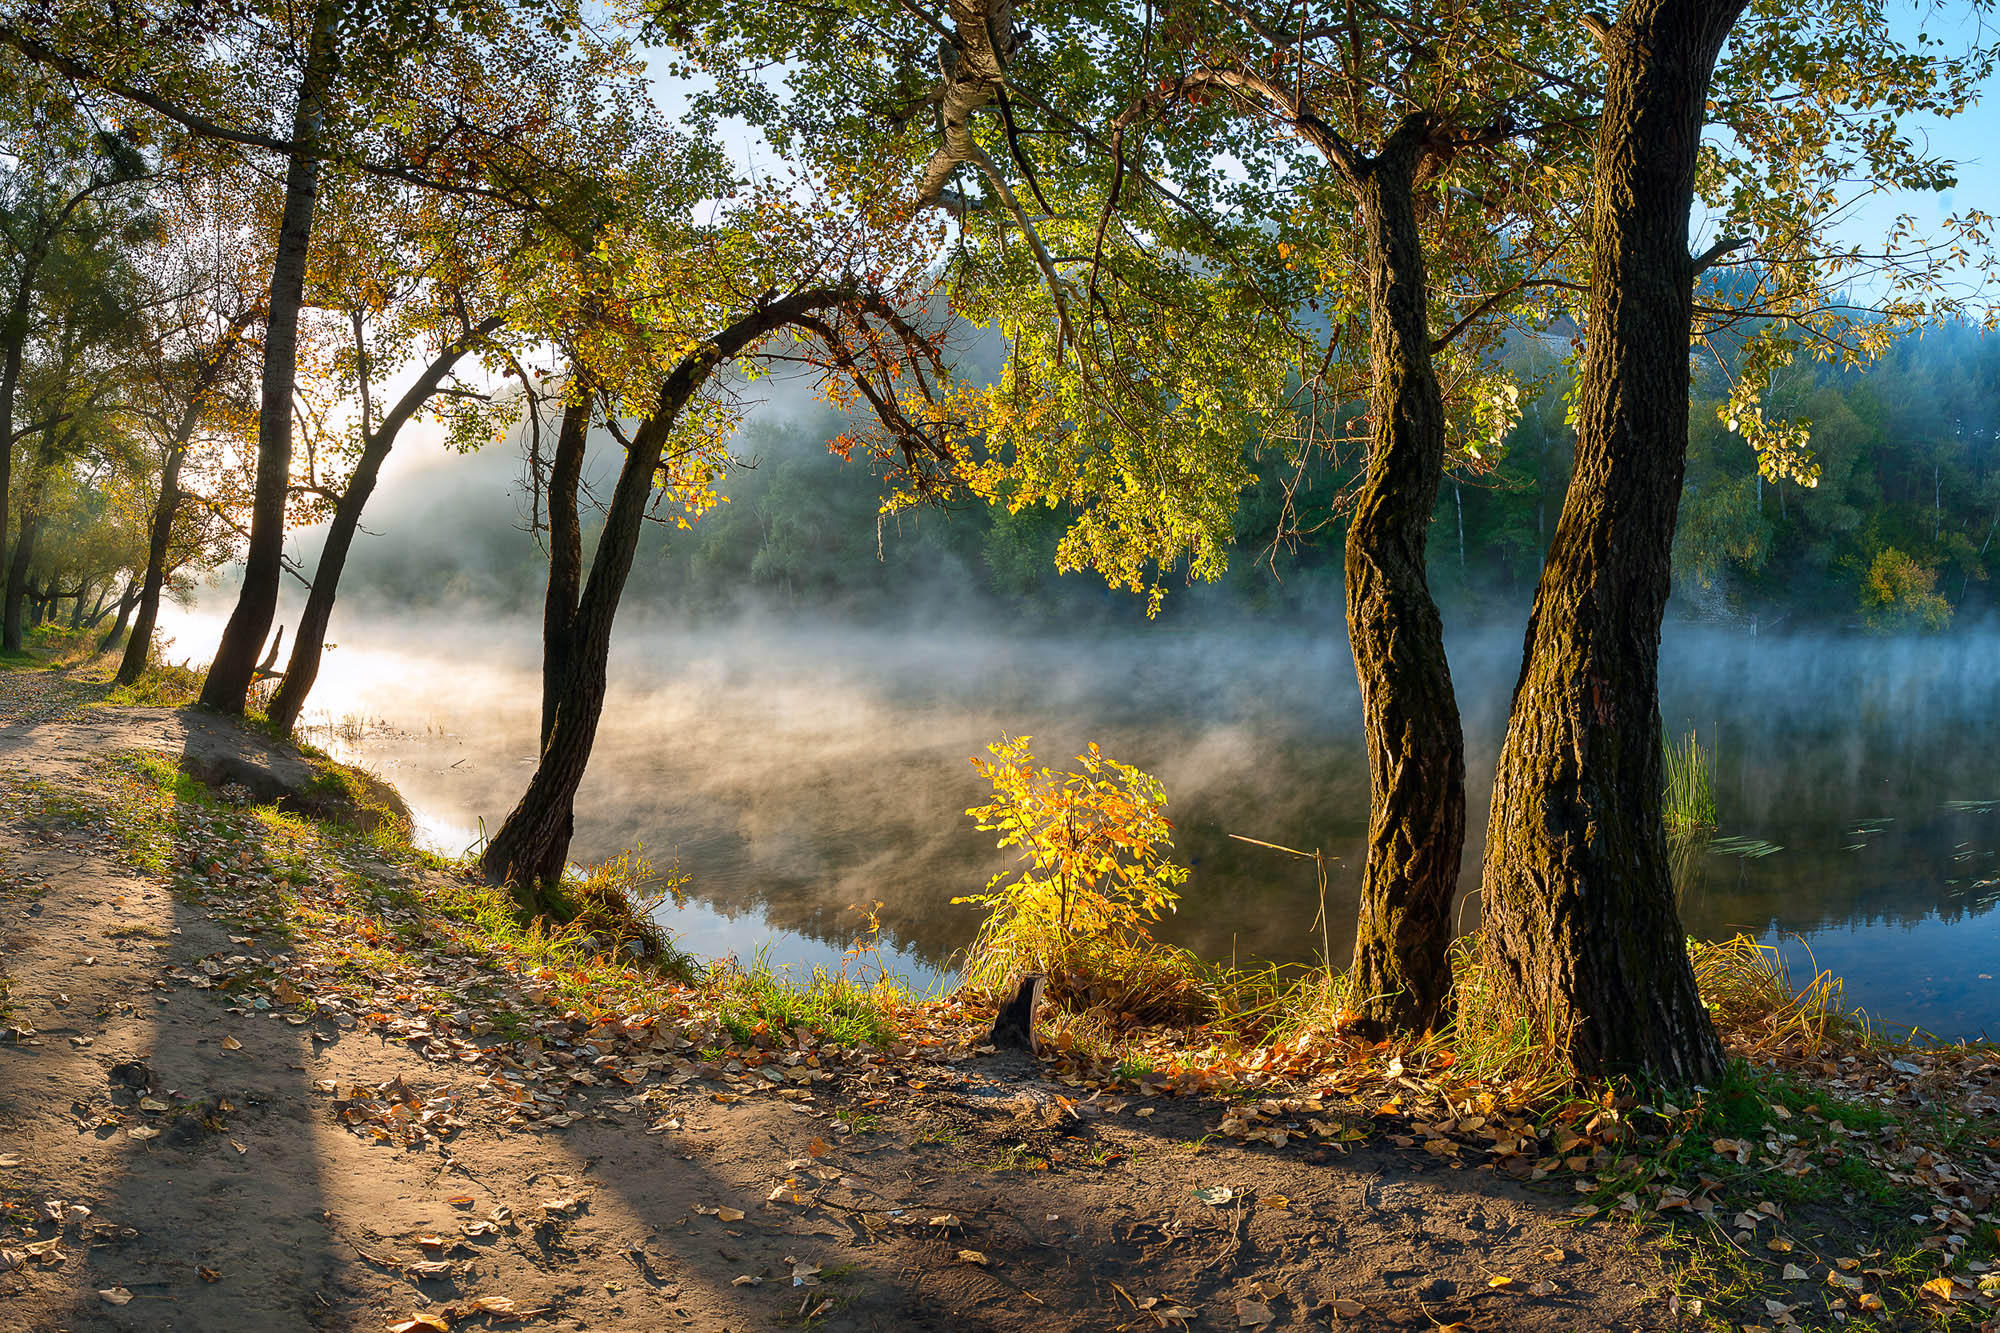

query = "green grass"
[
  {"left": 715, "top": 960, "right": 897, "bottom": 1048},
  {"left": 1664, "top": 730, "right": 1719, "bottom": 835}
]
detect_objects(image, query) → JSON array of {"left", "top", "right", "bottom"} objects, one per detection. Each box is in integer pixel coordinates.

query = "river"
[{"left": 155, "top": 605, "right": 2000, "bottom": 1039}]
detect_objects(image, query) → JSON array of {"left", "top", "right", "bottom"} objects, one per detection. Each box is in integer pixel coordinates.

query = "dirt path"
[{"left": 0, "top": 672, "right": 1677, "bottom": 1332}]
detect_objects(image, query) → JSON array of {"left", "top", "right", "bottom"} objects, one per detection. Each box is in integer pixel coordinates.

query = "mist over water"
[{"left": 156, "top": 598, "right": 2000, "bottom": 1038}]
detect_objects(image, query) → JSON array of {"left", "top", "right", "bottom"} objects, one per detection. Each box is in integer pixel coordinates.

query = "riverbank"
[{"left": 1, "top": 661, "right": 1996, "bottom": 1331}]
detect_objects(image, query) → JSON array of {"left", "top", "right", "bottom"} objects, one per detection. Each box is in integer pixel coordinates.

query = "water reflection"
[{"left": 157, "top": 604, "right": 2000, "bottom": 1038}]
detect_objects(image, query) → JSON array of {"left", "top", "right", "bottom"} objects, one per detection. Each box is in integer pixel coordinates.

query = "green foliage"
[
  {"left": 1862, "top": 545, "right": 1953, "bottom": 633},
  {"left": 957, "top": 735, "right": 1187, "bottom": 978}
]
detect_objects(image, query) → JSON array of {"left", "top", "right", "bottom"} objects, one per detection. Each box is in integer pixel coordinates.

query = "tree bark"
[
  {"left": 1342, "top": 116, "right": 1466, "bottom": 1037},
  {"left": 1478, "top": 0, "right": 1745, "bottom": 1084},
  {"left": 95, "top": 578, "right": 137, "bottom": 653},
  {"left": 2, "top": 492, "right": 42, "bottom": 651},
  {"left": 481, "top": 288, "right": 874, "bottom": 916},
  {"left": 539, "top": 394, "right": 590, "bottom": 751},
  {"left": 199, "top": 10, "right": 333, "bottom": 714},
  {"left": 265, "top": 315, "right": 503, "bottom": 732}
]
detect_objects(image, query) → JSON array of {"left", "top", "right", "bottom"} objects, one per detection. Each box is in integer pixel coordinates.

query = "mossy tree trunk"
[
  {"left": 1342, "top": 114, "right": 1466, "bottom": 1037},
  {"left": 1478, "top": 0, "right": 1744, "bottom": 1085}
]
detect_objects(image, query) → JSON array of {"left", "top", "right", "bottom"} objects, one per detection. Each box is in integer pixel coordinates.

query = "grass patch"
[
  {"left": 1664, "top": 729, "right": 1718, "bottom": 835},
  {"left": 714, "top": 959, "right": 898, "bottom": 1048}
]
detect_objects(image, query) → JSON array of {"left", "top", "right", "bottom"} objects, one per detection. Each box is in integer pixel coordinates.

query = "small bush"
[{"left": 955, "top": 735, "right": 1198, "bottom": 1022}]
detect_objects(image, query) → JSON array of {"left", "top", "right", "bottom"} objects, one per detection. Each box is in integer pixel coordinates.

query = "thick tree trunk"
[
  {"left": 95, "top": 579, "right": 137, "bottom": 653},
  {"left": 199, "top": 22, "right": 330, "bottom": 714},
  {"left": 266, "top": 317, "right": 502, "bottom": 732},
  {"left": 1342, "top": 117, "right": 1466, "bottom": 1037},
  {"left": 1478, "top": 0, "right": 1745, "bottom": 1085}
]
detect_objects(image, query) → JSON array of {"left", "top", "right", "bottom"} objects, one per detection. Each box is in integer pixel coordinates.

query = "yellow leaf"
[
  {"left": 1921, "top": 1276, "right": 1957, "bottom": 1302},
  {"left": 957, "top": 1249, "right": 989, "bottom": 1266},
  {"left": 717, "top": 1207, "right": 745, "bottom": 1223},
  {"left": 1487, "top": 1275, "right": 1518, "bottom": 1289},
  {"left": 221, "top": 1035, "right": 242, "bottom": 1051}
]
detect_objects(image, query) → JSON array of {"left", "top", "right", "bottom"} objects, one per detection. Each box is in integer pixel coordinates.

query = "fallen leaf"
[
  {"left": 462, "top": 1296, "right": 525, "bottom": 1315},
  {"left": 1782, "top": 1264, "right": 1808, "bottom": 1281},
  {"left": 1766, "top": 1237, "right": 1794, "bottom": 1253},
  {"left": 99, "top": 1288, "right": 133, "bottom": 1306},
  {"left": 731, "top": 1274, "right": 761, "bottom": 1287},
  {"left": 1257, "top": 1196, "right": 1290, "bottom": 1210},
  {"left": 1193, "top": 1186, "right": 1235, "bottom": 1206},
  {"left": 127, "top": 1126, "right": 158, "bottom": 1141},
  {"left": 1326, "top": 1297, "right": 1368, "bottom": 1317},
  {"left": 198, "top": 1266, "right": 221, "bottom": 1282},
  {"left": 1235, "top": 1298, "right": 1274, "bottom": 1327},
  {"left": 221, "top": 1035, "right": 242, "bottom": 1051},
  {"left": 387, "top": 1315, "right": 450, "bottom": 1333},
  {"left": 1488, "top": 1275, "right": 1519, "bottom": 1289},
  {"left": 957, "top": 1249, "right": 989, "bottom": 1266},
  {"left": 717, "top": 1207, "right": 745, "bottom": 1223},
  {"left": 1921, "top": 1276, "right": 1957, "bottom": 1303},
  {"left": 445, "top": 1196, "right": 475, "bottom": 1209},
  {"left": 806, "top": 1137, "right": 830, "bottom": 1157}
]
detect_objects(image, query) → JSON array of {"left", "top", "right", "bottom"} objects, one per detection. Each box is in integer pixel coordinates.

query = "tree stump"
[{"left": 987, "top": 973, "right": 1045, "bottom": 1053}]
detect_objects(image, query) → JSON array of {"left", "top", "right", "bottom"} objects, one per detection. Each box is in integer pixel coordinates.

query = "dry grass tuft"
[{"left": 1692, "top": 933, "right": 1873, "bottom": 1063}]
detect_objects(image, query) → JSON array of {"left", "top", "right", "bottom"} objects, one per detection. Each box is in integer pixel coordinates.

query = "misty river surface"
[{"left": 161, "top": 608, "right": 2000, "bottom": 1039}]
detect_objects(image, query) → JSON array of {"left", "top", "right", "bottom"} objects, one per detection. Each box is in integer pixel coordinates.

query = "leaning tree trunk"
[
  {"left": 538, "top": 396, "right": 589, "bottom": 750},
  {"left": 1478, "top": 0, "right": 1745, "bottom": 1084},
  {"left": 199, "top": 17, "right": 331, "bottom": 714},
  {"left": 266, "top": 316, "right": 503, "bottom": 732},
  {"left": 96, "top": 579, "right": 137, "bottom": 653},
  {"left": 481, "top": 290, "right": 861, "bottom": 916},
  {"left": 1342, "top": 116, "right": 1467, "bottom": 1037},
  {"left": 480, "top": 408, "right": 659, "bottom": 913},
  {"left": 118, "top": 312, "right": 256, "bottom": 687},
  {"left": 118, "top": 436, "right": 191, "bottom": 686}
]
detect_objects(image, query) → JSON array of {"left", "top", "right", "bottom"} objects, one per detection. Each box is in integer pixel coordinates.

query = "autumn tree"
[
  {"left": 476, "top": 174, "right": 957, "bottom": 914},
  {"left": 667, "top": 0, "right": 1598, "bottom": 1033},
  {"left": 0, "top": 0, "right": 615, "bottom": 712}
]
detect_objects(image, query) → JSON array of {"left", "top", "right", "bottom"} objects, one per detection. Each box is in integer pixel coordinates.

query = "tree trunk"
[
  {"left": 266, "top": 316, "right": 502, "bottom": 732},
  {"left": 199, "top": 13, "right": 332, "bottom": 714},
  {"left": 539, "top": 395, "right": 590, "bottom": 750},
  {"left": 1478, "top": 0, "right": 1744, "bottom": 1085},
  {"left": 118, "top": 313, "right": 256, "bottom": 687},
  {"left": 96, "top": 579, "right": 137, "bottom": 653},
  {"left": 2, "top": 497, "right": 42, "bottom": 652},
  {"left": 480, "top": 408, "right": 655, "bottom": 914},
  {"left": 1342, "top": 117, "right": 1466, "bottom": 1037},
  {"left": 481, "top": 288, "right": 864, "bottom": 916}
]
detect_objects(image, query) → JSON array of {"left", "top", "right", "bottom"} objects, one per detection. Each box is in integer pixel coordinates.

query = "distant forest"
[{"left": 339, "top": 323, "right": 2000, "bottom": 634}]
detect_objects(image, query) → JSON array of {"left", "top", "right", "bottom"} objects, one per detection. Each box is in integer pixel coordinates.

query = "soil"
[{"left": 0, "top": 671, "right": 1680, "bottom": 1332}]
